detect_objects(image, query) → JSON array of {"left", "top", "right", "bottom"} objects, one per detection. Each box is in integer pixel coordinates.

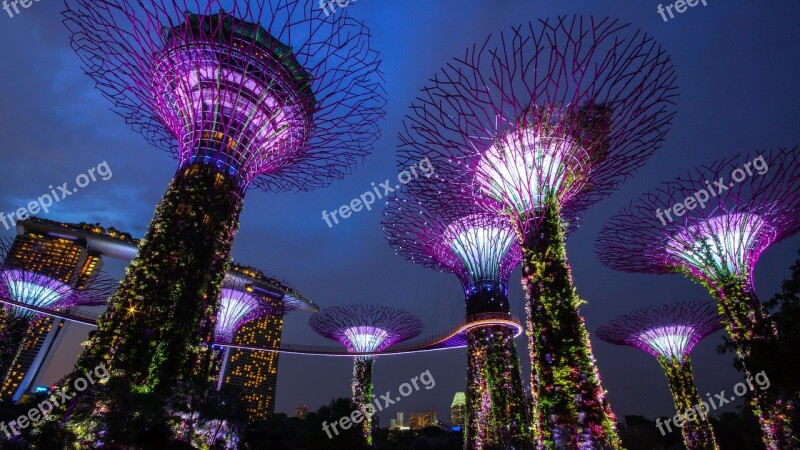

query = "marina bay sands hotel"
[{"left": 0, "top": 217, "right": 316, "bottom": 420}]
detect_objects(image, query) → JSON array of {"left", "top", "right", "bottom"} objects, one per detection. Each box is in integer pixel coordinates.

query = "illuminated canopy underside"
[
  {"left": 666, "top": 212, "right": 776, "bottom": 281},
  {"left": 0, "top": 269, "right": 73, "bottom": 317},
  {"left": 153, "top": 12, "right": 315, "bottom": 187},
  {"left": 443, "top": 216, "right": 516, "bottom": 291},
  {"left": 638, "top": 325, "right": 695, "bottom": 362},
  {"left": 214, "top": 287, "right": 263, "bottom": 342},
  {"left": 343, "top": 326, "right": 389, "bottom": 353},
  {"left": 476, "top": 126, "right": 590, "bottom": 215}
]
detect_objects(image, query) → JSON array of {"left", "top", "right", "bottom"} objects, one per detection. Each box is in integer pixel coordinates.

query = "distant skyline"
[{"left": 1, "top": 0, "right": 799, "bottom": 424}]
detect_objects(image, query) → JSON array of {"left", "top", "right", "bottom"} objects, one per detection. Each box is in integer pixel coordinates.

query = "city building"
[
  {"left": 295, "top": 404, "right": 308, "bottom": 419},
  {"left": 0, "top": 218, "right": 116, "bottom": 401},
  {"left": 450, "top": 392, "right": 466, "bottom": 429},
  {"left": 3, "top": 218, "right": 316, "bottom": 423},
  {"left": 409, "top": 410, "right": 438, "bottom": 430}
]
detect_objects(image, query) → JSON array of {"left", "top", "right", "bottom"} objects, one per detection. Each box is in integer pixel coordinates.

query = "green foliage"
[{"left": 521, "top": 201, "right": 621, "bottom": 449}]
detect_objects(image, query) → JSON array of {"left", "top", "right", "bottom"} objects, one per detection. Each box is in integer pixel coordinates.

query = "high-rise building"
[
  {"left": 296, "top": 404, "right": 308, "bottom": 419},
  {"left": 0, "top": 219, "right": 109, "bottom": 401},
  {"left": 409, "top": 410, "right": 438, "bottom": 430},
  {"left": 450, "top": 392, "right": 466, "bottom": 428}
]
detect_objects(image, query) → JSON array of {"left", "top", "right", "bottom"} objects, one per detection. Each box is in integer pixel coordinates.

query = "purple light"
[
  {"left": 638, "top": 325, "right": 695, "bottom": 362},
  {"left": 443, "top": 215, "right": 517, "bottom": 289},
  {"left": 476, "top": 128, "right": 591, "bottom": 215},
  {"left": 596, "top": 301, "right": 722, "bottom": 361},
  {"left": 214, "top": 288, "right": 262, "bottom": 343},
  {"left": 0, "top": 269, "right": 73, "bottom": 317},
  {"left": 343, "top": 326, "right": 389, "bottom": 353},
  {"left": 152, "top": 17, "right": 315, "bottom": 187},
  {"left": 666, "top": 212, "right": 776, "bottom": 282},
  {"left": 309, "top": 304, "right": 423, "bottom": 354}
]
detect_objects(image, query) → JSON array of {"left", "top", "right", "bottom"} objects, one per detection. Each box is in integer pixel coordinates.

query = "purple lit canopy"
[
  {"left": 596, "top": 148, "right": 800, "bottom": 287},
  {"left": 63, "top": 0, "right": 385, "bottom": 192},
  {"left": 383, "top": 190, "right": 520, "bottom": 296},
  {"left": 398, "top": 16, "right": 677, "bottom": 234},
  {"left": 0, "top": 269, "right": 116, "bottom": 318},
  {"left": 309, "top": 304, "right": 423, "bottom": 354},
  {"left": 596, "top": 301, "right": 723, "bottom": 362}
]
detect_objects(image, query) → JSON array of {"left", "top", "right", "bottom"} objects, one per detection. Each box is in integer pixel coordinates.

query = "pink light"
[
  {"left": 666, "top": 212, "right": 776, "bottom": 281},
  {"left": 214, "top": 288, "right": 262, "bottom": 343},
  {"left": 475, "top": 128, "right": 590, "bottom": 214},
  {"left": 343, "top": 326, "right": 389, "bottom": 353}
]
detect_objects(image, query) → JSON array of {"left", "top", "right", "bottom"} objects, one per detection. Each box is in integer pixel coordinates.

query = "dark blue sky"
[{"left": 1, "top": 0, "right": 799, "bottom": 426}]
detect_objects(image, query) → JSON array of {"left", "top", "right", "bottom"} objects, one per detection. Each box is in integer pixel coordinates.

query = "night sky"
[{"left": 1, "top": 0, "right": 799, "bottom": 427}]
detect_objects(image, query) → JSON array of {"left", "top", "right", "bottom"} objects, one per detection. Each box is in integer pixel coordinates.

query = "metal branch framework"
[
  {"left": 213, "top": 280, "right": 281, "bottom": 344},
  {"left": 63, "top": 0, "right": 385, "bottom": 192},
  {"left": 393, "top": 16, "right": 677, "bottom": 449},
  {"left": 399, "top": 15, "right": 677, "bottom": 233},
  {"left": 597, "top": 301, "right": 723, "bottom": 450},
  {"left": 310, "top": 304, "right": 422, "bottom": 446},
  {"left": 383, "top": 190, "right": 520, "bottom": 296},
  {"left": 596, "top": 148, "right": 800, "bottom": 287},
  {"left": 597, "top": 147, "right": 800, "bottom": 449},
  {"left": 383, "top": 189, "right": 530, "bottom": 448},
  {"left": 596, "top": 301, "right": 722, "bottom": 362},
  {"left": 309, "top": 304, "right": 423, "bottom": 354}
]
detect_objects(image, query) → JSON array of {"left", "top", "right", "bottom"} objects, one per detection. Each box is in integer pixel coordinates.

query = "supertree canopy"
[
  {"left": 597, "top": 148, "right": 800, "bottom": 449},
  {"left": 596, "top": 301, "right": 723, "bottom": 450},
  {"left": 310, "top": 304, "right": 422, "bottom": 445},
  {"left": 383, "top": 191, "right": 530, "bottom": 448},
  {"left": 0, "top": 261, "right": 116, "bottom": 397},
  {"left": 397, "top": 16, "right": 677, "bottom": 448},
  {"left": 61, "top": 0, "right": 384, "bottom": 408}
]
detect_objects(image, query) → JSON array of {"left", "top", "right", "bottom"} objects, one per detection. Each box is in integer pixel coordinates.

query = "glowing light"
[
  {"left": 476, "top": 129, "right": 589, "bottom": 214},
  {"left": 343, "top": 326, "right": 389, "bottom": 353},
  {"left": 666, "top": 212, "right": 775, "bottom": 280},
  {"left": 444, "top": 216, "right": 516, "bottom": 288},
  {"left": 215, "top": 288, "right": 262, "bottom": 342},
  {"left": 0, "top": 270, "right": 72, "bottom": 317},
  {"left": 638, "top": 325, "right": 695, "bottom": 361}
]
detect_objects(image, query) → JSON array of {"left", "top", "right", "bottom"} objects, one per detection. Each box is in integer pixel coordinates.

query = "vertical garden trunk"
[
  {"left": 521, "top": 203, "right": 620, "bottom": 449},
  {"left": 710, "top": 277, "right": 796, "bottom": 449},
  {"left": 353, "top": 356, "right": 374, "bottom": 446},
  {"left": 659, "top": 356, "right": 719, "bottom": 450},
  {"left": 465, "top": 285, "right": 531, "bottom": 449},
  {"left": 75, "top": 162, "right": 244, "bottom": 394}
]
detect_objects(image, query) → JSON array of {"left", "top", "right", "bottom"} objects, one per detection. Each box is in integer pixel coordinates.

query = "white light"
[
  {"left": 215, "top": 288, "right": 261, "bottom": 341},
  {"left": 444, "top": 218, "right": 515, "bottom": 286},
  {"left": 639, "top": 325, "right": 694, "bottom": 361},
  {"left": 344, "top": 326, "right": 389, "bottom": 353},
  {"left": 476, "top": 129, "right": 587, "bottom": 214},
  {"left": 667, "top": 213, "right": 774, "bottom": 279}
]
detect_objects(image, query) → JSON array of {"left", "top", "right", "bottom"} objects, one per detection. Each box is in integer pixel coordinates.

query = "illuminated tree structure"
[
  {"left": 211, "top": 279, "right": 282, "bottom": 390},
  {"left": 0, "top": 264, "right": 115, "bottom": 391},
  {"left": 596, "top": 301, "right": 723, "bottom": 450},
  {"left": 62, "top": 0, "right": 384, "bottom": 397},
  {"left": 309, "top": 304, "right": 422, "bottom": 445},
  {"left": 596, "top": 148, "right": 800, "bottom": 449},
  {"left": 383, "top": 193, "right": 529, "bottom": 449},
  {"left": 397, "top": 16, "right": 677, "bottom": 448}
]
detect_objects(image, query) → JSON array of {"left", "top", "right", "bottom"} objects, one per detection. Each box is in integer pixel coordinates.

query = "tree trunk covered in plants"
[
  {"left": 521, "top": 202, "right": 620, "bottom": 449},
  {"left": 705, "top": 276, "right": 796, "bottom": 449},
  {"left": 658, "top": 356, "right": 719, "bottom": 450},
  {"left": 72, "top": 162, "right": 243, "bottom": 396},
  {"left": 352, "top": 356, "right": 374, "bottom": 446},
  {"left": 465, "top": 286, "right": 531, "bottom": 449}
]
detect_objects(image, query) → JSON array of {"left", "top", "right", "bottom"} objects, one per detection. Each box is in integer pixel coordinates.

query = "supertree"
[
  {"left": 596, "top": 301, "right": 723, "bottom": 450},
  {"left": 596, "top": 148, "right": 800, "bottom": 449},
  {"left": 0, "top": 261, "right": 116, "bottom": 393},
  {"left": 61, "top": 0, "right": 384, "bottom": 402},
  {"left": 309, "top": 304, "right": 423, "bottom": 446},
  {"left": 383, "top": 190, "right": 530, "bottom": 449},
  {"left": 396, "top": 16, "right": 677, "bottom": 448}
]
